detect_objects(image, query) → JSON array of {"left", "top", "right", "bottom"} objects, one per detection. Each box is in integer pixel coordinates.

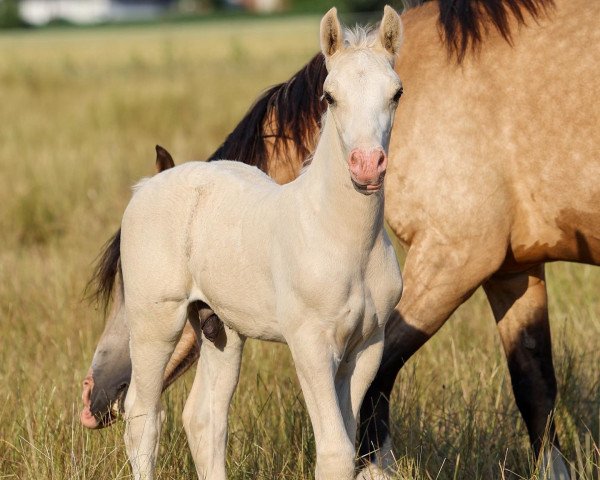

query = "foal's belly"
[
  {"left": 214, "top": 302, "right": 285, "bottom": 343},
  {"left": 185, "top": 171, "right": 285, "bottom": 340},
  {"left": 191, "top": 259, "right": 285, "bottom": 342},
  {"left": 190, "top": 240, "right": 285, "bottom": 342}
]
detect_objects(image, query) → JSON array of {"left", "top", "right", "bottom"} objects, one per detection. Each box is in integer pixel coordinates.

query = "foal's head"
[{"left": 320, "top": 6, "right": 403, "bottom": 194}]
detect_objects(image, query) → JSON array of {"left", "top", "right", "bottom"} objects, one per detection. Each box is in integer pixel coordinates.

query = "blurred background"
[{"left": 0, "top": 0, "right": 399, "bottom": 28}]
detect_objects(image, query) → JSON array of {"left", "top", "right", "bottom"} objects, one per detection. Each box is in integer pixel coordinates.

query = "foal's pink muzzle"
[{"left": 348, "top": 147, "right": 387, "bottom": 193}]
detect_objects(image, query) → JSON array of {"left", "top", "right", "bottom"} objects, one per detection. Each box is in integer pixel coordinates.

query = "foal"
[{"left": 121, "top": 8, "right": 404, "bottom": 479}]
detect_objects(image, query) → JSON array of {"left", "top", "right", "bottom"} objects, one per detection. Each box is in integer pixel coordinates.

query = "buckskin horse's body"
[{"left": 82, "top": 0, "right": 599, "bottom": 477}]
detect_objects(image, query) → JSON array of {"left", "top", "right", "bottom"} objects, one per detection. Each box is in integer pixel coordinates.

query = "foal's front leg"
[
  {"left": 335, "top": 328, "right": 390, "bottom": 480},
  {"left": 336, "top": 327, "right": 385, "bottom": 443},
  {"left": 286, "top": 327, "right": 356, "bottom": 480},
  {"left": 335, "top": 327, "right": 389, "bottom": 480}
]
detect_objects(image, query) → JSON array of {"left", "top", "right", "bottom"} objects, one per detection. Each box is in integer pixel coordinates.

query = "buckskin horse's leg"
[
  {"left": 483, "top": 264, "right": 569, "bottom": 479},
  {"left": 357, "top": 239, "right": 506, "bottom": 475}
]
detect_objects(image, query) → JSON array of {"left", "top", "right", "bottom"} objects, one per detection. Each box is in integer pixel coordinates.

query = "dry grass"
[{"left": 0, "top": 17, "right": 598, "bottom": 479}]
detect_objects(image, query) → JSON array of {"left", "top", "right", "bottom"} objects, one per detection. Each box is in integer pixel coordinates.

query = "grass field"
[{"left": 0, "top": 17, "right": 598, "bottom": 479}]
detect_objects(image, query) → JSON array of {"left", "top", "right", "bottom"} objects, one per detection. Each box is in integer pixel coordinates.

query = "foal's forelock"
[{"left": 343, "top": 26, "right": 379, "bottom": 50}]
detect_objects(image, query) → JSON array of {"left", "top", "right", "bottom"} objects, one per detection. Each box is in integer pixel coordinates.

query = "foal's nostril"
[{"left": 372, "top": 150, "right": 387, "bottom": 173}]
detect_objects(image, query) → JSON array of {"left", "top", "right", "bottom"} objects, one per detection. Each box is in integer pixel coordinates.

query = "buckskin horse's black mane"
[
  {"left": 437, "top": 0, "right": 553, "bottom": 60},
  {"left": 89, "top": 0, "right": 554, "bottom": 310}
]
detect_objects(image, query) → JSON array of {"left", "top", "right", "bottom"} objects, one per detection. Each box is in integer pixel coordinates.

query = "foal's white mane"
[{"left": 343, "top": 25, "right": 378, "bottom": 49}]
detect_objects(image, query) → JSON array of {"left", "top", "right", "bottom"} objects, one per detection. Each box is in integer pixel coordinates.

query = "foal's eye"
[
  {"left": 392, "top": 87, "right": 403, "bottom": 103},
  {"left": 323, "top": 92, "right": 335, "bottom": 105}
]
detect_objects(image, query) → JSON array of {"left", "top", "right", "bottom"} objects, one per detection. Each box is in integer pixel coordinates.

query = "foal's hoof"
[{"left": 201, "top": 314, "right": 223, "bottom": 342}]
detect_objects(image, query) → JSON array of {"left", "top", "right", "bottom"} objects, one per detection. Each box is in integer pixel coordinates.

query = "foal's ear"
[
  {"left": 155, "top": 145, "right": 175, "bottom": 173},
  {"left": 320, "top": 7, "right": 343, "bottom": 60},
  {"left": 379, "top": 5, "right": 403, "bottom": 58}
]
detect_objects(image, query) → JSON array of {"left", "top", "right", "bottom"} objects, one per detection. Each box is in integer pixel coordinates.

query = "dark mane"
[
  {"left": 436, "top": 0, "right": 554, "bottom": 60},
  {"left": 208, "top": 53, "right": 328, "bottom": 170}
]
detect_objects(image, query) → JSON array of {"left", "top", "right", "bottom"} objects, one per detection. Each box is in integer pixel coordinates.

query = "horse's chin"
[
  {"left": 351, "top": 178, "right": 383, "bottom": 195},
  {"left": 80, "top": 401, "right": 121, "bottom": 429}
]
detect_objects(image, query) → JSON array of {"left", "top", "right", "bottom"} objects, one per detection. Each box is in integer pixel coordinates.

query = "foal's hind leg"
[
  {"left": 124, "top": 301, "right": 188, "bottom": 480},
  {"left": 484, "top": 265, "right": 569, "bottom": 480},
  {"left": 182, "top": 319, "right": 245, "bottom": 480}
]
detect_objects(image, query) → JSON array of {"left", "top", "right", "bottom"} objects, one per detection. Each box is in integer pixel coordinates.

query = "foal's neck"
[{"left": 297, "top": 112, "right": 385, "bottom": 248}]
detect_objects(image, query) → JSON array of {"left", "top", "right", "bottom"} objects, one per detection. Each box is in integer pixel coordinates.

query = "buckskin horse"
[{"left": 82, "top": 0, "right": 598, "bottom": 477}]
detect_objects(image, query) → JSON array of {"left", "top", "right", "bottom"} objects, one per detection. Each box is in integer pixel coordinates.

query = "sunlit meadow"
[{"left": 0, "top": 17, "right": 598, "bottom": 479}]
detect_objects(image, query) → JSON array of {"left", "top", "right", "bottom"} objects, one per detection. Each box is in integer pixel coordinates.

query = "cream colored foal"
[{"left": 121, "top": 7, "right": 403, "bottom": 480}]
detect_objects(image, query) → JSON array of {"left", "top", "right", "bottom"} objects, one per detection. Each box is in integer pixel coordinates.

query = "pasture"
[{"left": 0, "top": 16, "right": 598, "bottom": 479}]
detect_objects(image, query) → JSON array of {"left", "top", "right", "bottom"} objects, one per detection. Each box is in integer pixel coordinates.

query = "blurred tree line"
[
  {"left": 182, "top": 0, "right": 410, "bottom": 13},
  {"left": 0, "top": 0, "right": 21, "bottom": 28},
  {"left": 296, "top": 0, "right": 412, "bottom": 13},
  {"left": 0, "top": 0, "right": 414, "bottom": 29}
]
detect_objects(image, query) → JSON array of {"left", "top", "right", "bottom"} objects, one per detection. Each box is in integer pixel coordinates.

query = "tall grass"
[{"left": 0, "top": 18, "right": 598, "bottom": 479}]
